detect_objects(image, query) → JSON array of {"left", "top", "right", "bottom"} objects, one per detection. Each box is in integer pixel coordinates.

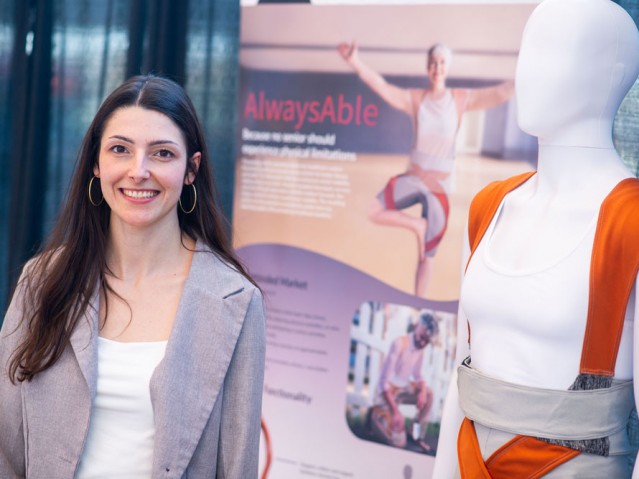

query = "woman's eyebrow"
[
  {"left": 106, "top": 135, "right": 178, "bottom": 147},
  {"left": 149, "top": 140, "right": 179, "bottom": 146},
  {"left": 107, "top": 134, "right": 134, "bottom": 143}
]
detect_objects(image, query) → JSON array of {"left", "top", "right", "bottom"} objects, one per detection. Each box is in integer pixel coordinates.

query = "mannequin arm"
[
  {"left": 432, "top": 309, "right": 470, "bottom": 477},
  {"left": 464, "top": 80, "right": 514, "bottom": 112},
  {"left": 337, "top": 41, "right": 413, "bottom": 115},
  {"left": 432, "top": 234, "right": 472, "bottom": 477}
]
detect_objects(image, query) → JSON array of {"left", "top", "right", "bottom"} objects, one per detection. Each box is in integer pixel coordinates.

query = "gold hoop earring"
[
  {"left": 179, "top": 183, "right": 197, "bottom": 214},
  {"left": 88, "top": 175, "right": 104, "bottom": 206}
]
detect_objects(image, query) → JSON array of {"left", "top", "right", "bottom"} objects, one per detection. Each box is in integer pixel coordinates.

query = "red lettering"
[
  {"left": 262, "top": 91, "right": 283, "bottom": 120},
  {"left": 295, "top": 101, "right": 310, "bottom": 129},
  {"left": 244, "top": 92, "right": 260, "bottom": 120},
  {"left": 308, "top": 101, "right": 320, "bottom": 123},
  {"left": 337, "top": 94, "right": 353, "bottom": 124},
  {"left": 243, "top": 90, "right": 378, "bottom": 128},
  {"left": 282, "top": 100, "right": 295, "bottom": 122},
  {"left": 363, "top": 104, "right": 379, "bottom": 126},
  {"left": 319, "top": 96, "right": 336, "bottom": 124}
]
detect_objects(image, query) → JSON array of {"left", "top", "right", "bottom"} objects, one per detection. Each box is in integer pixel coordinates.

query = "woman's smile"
[{"left": 120, "top": 188, "right": 160, "bottom": 200}]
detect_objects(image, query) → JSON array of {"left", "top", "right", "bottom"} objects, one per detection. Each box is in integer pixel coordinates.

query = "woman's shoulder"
[
  {"left": 450, "top": 88, "right": 470, "bottom": 102},
  {"left": 193, "top": 243, "right": 260, "bottom": 295},
  {"left": 12, "top": 253, "right": 49, "bottom": 295},
  {"left": 449, "top": 88, "right": 472, "bottom": 115},
  {"left": 409, "top": 88, "right": 428, "bottom": 104},
  {"left": 14, "top": 247, "right": 67, "bottom": 290}
]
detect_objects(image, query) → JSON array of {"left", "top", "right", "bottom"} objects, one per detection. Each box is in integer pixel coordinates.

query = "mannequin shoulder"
[
  {"left": 465, "top": 172, "right": 535, "bottom": 251},
  {"left": 472, "top": 172, "right": 535, "bottom": 203},
  {"left": 603, "top": 178, "right": 639, "bottom": 235}
]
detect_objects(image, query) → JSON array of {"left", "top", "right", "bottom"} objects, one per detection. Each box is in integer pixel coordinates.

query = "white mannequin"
[{"left": 432, "top": 0, "right": 639, "bottom": 476}]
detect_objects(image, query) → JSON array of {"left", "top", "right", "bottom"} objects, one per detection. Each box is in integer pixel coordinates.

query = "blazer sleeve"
[
  {"left": 0, "top": 269, "right": 30, "bottom": 478},
  {"left": 216, "top": 286, "right": 266, "bottom": 478}
]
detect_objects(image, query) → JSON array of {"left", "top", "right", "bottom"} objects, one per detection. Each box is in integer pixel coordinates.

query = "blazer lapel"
[
  {"left": 150, "top": 243, "right": 252, "bottom": 477},
  {"left": 69, "top": 287, "right": 99, "bottom": 397}
]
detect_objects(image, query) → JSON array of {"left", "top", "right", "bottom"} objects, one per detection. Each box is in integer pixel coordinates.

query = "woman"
[
  {"left": 337, "top": 41, "right": 514, "bottom": 297},
  {"left": 0, "top": 75, "right": 265, "bottom": 478}
]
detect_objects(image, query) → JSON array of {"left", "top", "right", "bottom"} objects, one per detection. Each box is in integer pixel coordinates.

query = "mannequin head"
[{"left": 515, "top": 0, "right": 639, "bottom": 146}]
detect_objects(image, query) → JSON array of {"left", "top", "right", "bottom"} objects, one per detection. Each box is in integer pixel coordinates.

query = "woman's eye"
[
  {"left": 155, "top": 149, "right": 174, "bottom": 159},
  {"left": 110, "top": 145, "right": 127, "bottom": 154}
]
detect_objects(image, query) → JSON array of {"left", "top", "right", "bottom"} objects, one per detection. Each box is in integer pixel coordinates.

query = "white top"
[
  {"left": 410, "top": 90, "right": 458, "bottom": 174},
  {"left": 76, "top": 337, "right": 168, "bottom": 479}
]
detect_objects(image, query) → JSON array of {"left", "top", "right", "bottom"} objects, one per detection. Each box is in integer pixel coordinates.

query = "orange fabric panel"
[
  {"left": 484, "top": 434, "right": 580, "bottom": 479},
  {"left": 581, "top": 178, "right": 639, "bottom": 375},
  {"left": 457, "top": 418, "right": 492, "bottom": 479},
  {"left": 458, "top": 418, "right": 580, "bottom": 479}
]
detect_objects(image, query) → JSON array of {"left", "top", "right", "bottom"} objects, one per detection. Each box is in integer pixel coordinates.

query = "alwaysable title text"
[{"left": 243, "top": 90, "right": 379, "bottom": 130}]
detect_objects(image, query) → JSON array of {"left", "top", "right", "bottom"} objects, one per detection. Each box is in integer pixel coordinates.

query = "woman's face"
[
  {"left": 94, "top": 106, "right": 200, "bottom": 233},
  {"left": 427, "top": 50, "right": 449, "bottom": 86}
]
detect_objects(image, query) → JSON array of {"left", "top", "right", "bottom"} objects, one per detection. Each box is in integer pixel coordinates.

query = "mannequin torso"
[
  {"left": 433, "top": 0, "right": 639, "bottom": 476},
  {"left": 471, "top": 149, "right": 635, "bottom": 389}
]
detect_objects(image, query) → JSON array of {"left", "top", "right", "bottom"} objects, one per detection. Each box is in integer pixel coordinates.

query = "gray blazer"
[{"left": 0, "top": 244, "right": 266, "bottom": 478}]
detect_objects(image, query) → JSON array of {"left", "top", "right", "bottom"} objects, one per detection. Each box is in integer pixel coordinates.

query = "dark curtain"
[
  {"left": 185, "top": 0, "right": 240, "bottom": 223},
  {"left": 7, "top": 0, "right": 52, "bottom": 312},
  {"left": 0, "top": 0, "right": 16, "bottom": 322},
  {"left": 0, "top": 0, "right": 241, "bottom": 319},
  {"left": 142, "top": 0, "right": 189, "bottom": 82}
]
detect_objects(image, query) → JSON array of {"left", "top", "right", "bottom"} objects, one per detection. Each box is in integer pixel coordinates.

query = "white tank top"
[
  {"left": 461, "top": 200, "right": 597, "bottom": 389},
  {"left": 410, "top": 89, "right": 459, "bottom": 173},
  {"left": 462, "top": 186, "right": 635, "bottom": 390},
  {"left": 76, "top": 337, "right": 168, "bottom": 478}
]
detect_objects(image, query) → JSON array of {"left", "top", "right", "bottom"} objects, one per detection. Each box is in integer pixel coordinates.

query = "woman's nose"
[{"left": 129, "top": 153, "right": 150, "bottom": 181}]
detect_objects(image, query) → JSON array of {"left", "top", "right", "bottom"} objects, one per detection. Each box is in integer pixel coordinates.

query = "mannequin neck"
[
  {"left": 535, "top": 118, "right": 615, "bottom": 150},
  {"left": 535, "top": 144, "right": 630, "bottom": 195}
]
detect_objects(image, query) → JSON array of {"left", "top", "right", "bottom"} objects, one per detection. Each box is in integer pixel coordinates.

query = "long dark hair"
[{"left": 9, "top": 75, "right": 255, "bottom": 383}]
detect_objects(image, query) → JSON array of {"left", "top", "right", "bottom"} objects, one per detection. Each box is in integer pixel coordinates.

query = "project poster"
[{"left": 234, "top": 2, "right": 536, "bottom": 477}]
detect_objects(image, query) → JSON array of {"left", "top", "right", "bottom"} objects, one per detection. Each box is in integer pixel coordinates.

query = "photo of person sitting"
[{"left": 368, "top": 312, "right": 439, "bottom": 451}]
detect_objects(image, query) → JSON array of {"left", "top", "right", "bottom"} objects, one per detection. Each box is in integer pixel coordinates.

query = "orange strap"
[
  {"left": 457, "top": 418, "right": 492, "bottom": 479},
  {"left": 580, "top": 178, "right": 639, "bottom": 375},
  {"left": 459, "top": 174, "right": 639, "bottom": 478},
  {"left": 458, "top": 418, "right": 580, "bottom": 479},
  {"left": 466, "top": 172, "right": 535, "bottom": 271}
]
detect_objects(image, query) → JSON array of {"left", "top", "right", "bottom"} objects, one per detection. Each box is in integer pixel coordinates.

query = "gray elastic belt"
[{"left": 458, "top": 360, "right": 634, "bottom": 444}]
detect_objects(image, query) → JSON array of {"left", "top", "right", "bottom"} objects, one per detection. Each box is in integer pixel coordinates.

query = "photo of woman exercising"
[{"left": 338, "top": 41, "right": 514, "bottom": 297}]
